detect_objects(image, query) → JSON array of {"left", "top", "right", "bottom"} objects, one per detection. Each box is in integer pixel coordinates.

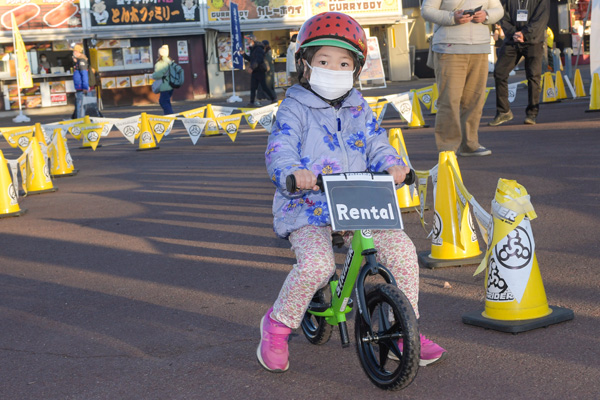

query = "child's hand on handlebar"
[
  {"left": 292, "top": 170, "right": 320, "bottom": 191},
  {"left": 386, "top": 165, "right": 410, "bottom": 185}
]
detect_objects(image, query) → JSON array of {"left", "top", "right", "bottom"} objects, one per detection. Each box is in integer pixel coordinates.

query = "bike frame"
[{"left": 308, "top": 229, "right": 398, "bottom": 346}]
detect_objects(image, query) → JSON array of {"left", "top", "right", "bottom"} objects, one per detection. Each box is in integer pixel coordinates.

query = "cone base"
[
  {"left": 541, "top": 100, "right": 562, "bottom": 104},
  {"left": 405, "top": 124, "right": 430, "bottom": 129},
  {"left": 462, "top": 305, "right": 573, "bottom": 333},
  {"left": 584, "top": 109, "right": 600, "bottom": 113},
  {"left": 0, "top": 208, "right": 27, "bottom": 218},
  {"left": 136, "top": 146, "right": 160, "bottom": 152},
  {"left": 418, "top": 250, "right": 484, "bottom": 269},
  {"left": 80, "top": 145, "right": 102, "bottom": 149},
  {"left": 22, "top": 187, "right": 58, "bottom": 196},
  {"left": 52, "top": 169, "right": 79, "bottom": 178}
]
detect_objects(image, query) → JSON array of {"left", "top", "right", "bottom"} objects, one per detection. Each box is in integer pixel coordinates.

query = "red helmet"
[{"left": 296, "top": 12, "right": 368, "bottom": 60}]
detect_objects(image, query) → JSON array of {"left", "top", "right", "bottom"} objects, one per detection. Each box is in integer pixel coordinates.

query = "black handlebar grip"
[
  {"left": 286, "top": 174, "right": 297, "bottom": 193},
  {"left": 404, "top": 169, "right": 416, "bottom": 186}
]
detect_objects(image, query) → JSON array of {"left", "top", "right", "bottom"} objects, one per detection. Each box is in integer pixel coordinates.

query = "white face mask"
[{"left": 306, "top": 64, "right": 354, "bottom": 100}]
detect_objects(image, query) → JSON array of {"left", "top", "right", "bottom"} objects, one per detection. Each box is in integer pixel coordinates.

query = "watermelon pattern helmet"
[{"left": 296, "top": 12, "right": 368, "bottom": 61}]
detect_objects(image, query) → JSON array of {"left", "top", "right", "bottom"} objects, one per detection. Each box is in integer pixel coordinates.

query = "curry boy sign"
[{"left": 322, "top": 173, "right": 403, "bottom": 231}]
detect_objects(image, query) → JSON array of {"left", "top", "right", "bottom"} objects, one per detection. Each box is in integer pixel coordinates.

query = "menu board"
[
  {"left": 90, "top": 0, "right": 200, "bottom": 26},
  {"left": 101, "top": 77, "right": 116, "bottom": 89}
]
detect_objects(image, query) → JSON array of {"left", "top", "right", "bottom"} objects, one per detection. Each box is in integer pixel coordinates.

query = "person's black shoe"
[
  {"left": 524, "top": 115, "right": 537, "bottom": 125},
  {"left": 489, "top": 111, "right": 514, "bottom": 126}
]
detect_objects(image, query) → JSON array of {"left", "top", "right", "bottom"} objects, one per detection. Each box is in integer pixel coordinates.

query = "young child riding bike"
[{"left": 259, "top": 11, "right": 447, "bottom": 373}]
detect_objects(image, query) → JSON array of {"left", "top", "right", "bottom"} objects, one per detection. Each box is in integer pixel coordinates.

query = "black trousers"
[
  {"left": 250, "top": 70, "right": 276, "bottom": 103},
  {"left": 493, "top": 42, "right": 544, "bottom": 117}
]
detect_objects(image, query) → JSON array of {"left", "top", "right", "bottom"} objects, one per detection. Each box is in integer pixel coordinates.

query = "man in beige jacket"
[{"left": 422, "top": 0, "right": 503, "bottom": 156}]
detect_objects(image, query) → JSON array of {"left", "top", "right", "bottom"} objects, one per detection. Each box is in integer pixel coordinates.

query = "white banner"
[
  {"left": 114, "top": 116, "right": 141, "bottom": 144},
  {"left": 181, "top": 118, "right": 210, "bottom": 145},
  {"left": 508, "top": 82, "right": 519, "bottom": 103}
]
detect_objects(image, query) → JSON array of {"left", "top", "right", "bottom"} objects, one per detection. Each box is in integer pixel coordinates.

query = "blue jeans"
[
  {"left": 75, "top": 91, "right": 85, "bottom": 119},
  {"left": 159, "top": 90, "right": 174, "bottom": 115}
]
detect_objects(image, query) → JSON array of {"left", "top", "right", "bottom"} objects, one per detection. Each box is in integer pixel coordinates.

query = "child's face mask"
[{"left": 305, "top": 63, "right": 354, "bottom": 100}]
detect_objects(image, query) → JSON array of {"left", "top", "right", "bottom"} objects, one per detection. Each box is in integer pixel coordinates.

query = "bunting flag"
[
  {"left": 415, "top": 85, "right": 434, "bottom": 110},
  {"left": 2, "top": 126, "right": 34, "bottom": 151},
  {"left": 484, "top": 87, "right": 492, "bottom": 104},
  {"left": 12, "top": 14, "right": 33, "bottom": 89},
  {"left": 146, "top": 115, "right": 176, "bottom": 143},
  {"left": 239, "top": 108, "right": 259, "bottom": 129},
  {"left": 248, "top": 103, "right": 278, "bottom": 132},
  {"left": 114, "top": 116, "right": 141, "bottom": 144},
  {"left": 385, "top": 92, "right": 412, "bottom": 123},
  {"left": 216, "top": 114, "right": 244, "bottom": 142},
  {"left": 430, "top": 83, "right": 439, "bottom": 114},
  {"left": 181, "top": 117, "right": 210, "bottom": 145},
  {"left": 507, "top": 83, "right": 519, "bottom": 103},
  {"left": 370, "top": 101, "right": 389, "bottom": 125},
  {"left": 79, "top": 123, "right": 106, "bottom": 151},
  {"left": 180, "top": 106, "right": 207, "bottom": 119},
  {"left": 42, "top": 124, "right": 67, "bottom": 142},
  {"left": 89, "top": 117, "right": 115, "bottom": 136}
]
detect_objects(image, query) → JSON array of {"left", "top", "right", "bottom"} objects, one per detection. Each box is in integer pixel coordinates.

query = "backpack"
[{"left": 168, "top": 62, "right": 184, "bottom": 88}]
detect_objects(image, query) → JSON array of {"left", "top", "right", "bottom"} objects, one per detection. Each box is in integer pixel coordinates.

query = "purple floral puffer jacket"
[{"left": 265, "top": 84, "right": 406, "bottom": 239}]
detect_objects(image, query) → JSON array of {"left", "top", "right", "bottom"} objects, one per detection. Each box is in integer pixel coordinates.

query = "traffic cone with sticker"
[
  {"left": 388, "top": 128, "right": 420, "bottom": 211},
  {"left": 204, "top": 104, "right": 220, "bottom": 136},
  {"left": 541, "top": 72, "right": 559, "bottom": 103},
  {"left": 585, "top": 73, "right": 600, "bottom": 113},
  {"left": 418, "top": 151, "right": 483, "bottom": 268},
  {"left": 462, "top": 179, "right": 573, "bottom": 333},
  {"left": 406, "top": 90, "right": 429, "bottom": 128},
  {"left": 573, "top": 69, "right": 586, "bottom": 97},
  {"left": 50, "top": 127, "right": 78, "bottom": 177},
  {"left": 25, "top": 130, "right": 57, "bottom": 195},
  {"left": 554, "top": 70, "right": 567, "bottom": 100},
  {"left": 0, "top": 150, "right": 26, "bottom": 218},
  {"left": 137, "top": 112, "right": 159, "bottom": 151}
]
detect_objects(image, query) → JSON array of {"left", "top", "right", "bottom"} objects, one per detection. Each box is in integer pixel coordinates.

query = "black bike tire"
[
  {"left": 301, "top": 288, "right": 334, "bottom": 345},
  {"left": 355, "top": 283, "right": 419, "bottom": 390}
]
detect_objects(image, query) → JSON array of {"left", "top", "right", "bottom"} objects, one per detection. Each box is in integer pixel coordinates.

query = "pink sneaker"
[
  {"left": 392, "top": 334, "right": 447, "bottom": 366},
  {"left": 257, "top": 307, "right": 291, "bottom": 372}
]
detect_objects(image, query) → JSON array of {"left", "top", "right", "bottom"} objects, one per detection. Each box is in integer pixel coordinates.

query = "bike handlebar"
[{"left": 286, "top": 169, "right": 415, "bottom": 193}]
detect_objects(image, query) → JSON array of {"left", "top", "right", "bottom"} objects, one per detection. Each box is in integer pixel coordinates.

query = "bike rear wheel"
[
  {"left": 355, "top": 283, "right": 419, "bottom": 390},
  {"left": 301, "top": 288, "right": 334, "bottom": 345}
]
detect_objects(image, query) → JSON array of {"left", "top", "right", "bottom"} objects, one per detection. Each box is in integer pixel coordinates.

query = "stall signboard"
[
  {"left": 208, "top": 0, "right": 306, "bottom": 23},
  {"left": 359, "top": 37, "right": 386, "bottom": 85},
  {"left": 310, "top": 0, "right": 401, "bottom": 17},
  {"left": 90, "top": 0, "right": 200, "bottom": 26},
  {"left": 0, "top": 0, "right": 83, "bottom": 31}
]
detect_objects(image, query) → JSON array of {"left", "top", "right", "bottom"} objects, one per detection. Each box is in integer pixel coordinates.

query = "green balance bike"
[{"left": 286, "top": 171, "right": 420, "bottom": 390}]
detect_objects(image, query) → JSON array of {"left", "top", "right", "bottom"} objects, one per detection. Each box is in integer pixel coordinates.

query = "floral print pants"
[{"left": 271, "top": 224, "right": 420, "bottom": 329}]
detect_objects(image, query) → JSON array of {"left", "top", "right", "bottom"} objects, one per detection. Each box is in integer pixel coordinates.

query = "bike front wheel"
[
  {"left": 301, "top": 287, "right": 334, "bottom": 345},
  {"left": 355, "top": 283, "right": 419, "bottom": 391}
]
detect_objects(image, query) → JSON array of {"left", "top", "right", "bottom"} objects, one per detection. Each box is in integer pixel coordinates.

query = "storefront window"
[{"left": 96, "top": 38, "right": 152, "bottom": 72}]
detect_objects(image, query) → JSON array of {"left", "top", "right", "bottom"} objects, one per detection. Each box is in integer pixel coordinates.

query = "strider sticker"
[
  {"left": 486, "top": 257, "right": 515, "bottom": 302},
  {"left": 432, "top": 211, "right": 442, "bottom": 246}
]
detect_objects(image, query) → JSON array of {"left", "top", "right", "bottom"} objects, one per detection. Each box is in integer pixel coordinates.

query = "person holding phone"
[
  {"left": 489, "top": 0, "right": 550, "bottom": 126},
  {"left": 422, "top": 0, "right": 503, "bottom": 156}
]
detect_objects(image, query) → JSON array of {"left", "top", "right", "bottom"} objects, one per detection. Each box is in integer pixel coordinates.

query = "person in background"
[
  {"left": 422, "top": 0, "right": 504, "bottom": 157},
  {"left": 257, "top": 40, "right": 276, "bottom": 102},
  {"left": 285, "top": 34, "right": 298, "bottom": 85},
  {"left": 241, "top": 35, "right": 277, "bottom": 107},
  {"left": 542, "top": 26, "right": 554, "bottom": 73},
  {"left": 152, "top": 45, "right": 174, "bottom": 115},
  {"left": 489, "top": 0, "right": 549, "bottom": 126},
  {"left": 72, "top": 44, "right": 89, "bottom": 119},
  {"left": 38, "top": 54, "right": 51, "bottom": 74}
]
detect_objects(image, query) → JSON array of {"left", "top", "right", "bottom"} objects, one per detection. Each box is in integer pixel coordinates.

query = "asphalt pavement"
[{"left": 0, "top": 69, "right": 599, "bottom": 399}]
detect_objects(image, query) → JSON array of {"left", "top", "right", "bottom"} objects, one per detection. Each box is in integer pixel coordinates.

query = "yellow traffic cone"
[
  {"left": 137, "top": 112, "right": 159, "bottom": 151},
  {"left": 50, "top": 128, "right": 78, "bottom": 177},
  {"left": 462, "top": 179, "right": 573, "bottom": 333},
  {"left": 573, "top": 69, "right": 586, "bottom": 97},
  {"left": 541, "top": 72, "right": 558, "bottom": 103},
  {"left": 0, "top": 150, "right": 26, "bottom": 218},
  {"left": 388, "top": 128, "right": 420, "bottom": 211},
  {"left": 406, "top": 91, "right": 429, "bottom": 129},
  {"left": 554, "top": 70, "right": 567, "bottom": 100},
  {"left": 585, "top": 73, "right": 600, "bottom": 113},
  {"left": 204, "top": 104, "right": 220, "bottom": 136},
  {"left": 25, "top": 134, "right": 57, "bottom": 195},
  {"left": 418, "top": 151, "right": 483, "bottom": 268},
  {"left": 430, "top": 83, "right": 439, "bottom": 114}
]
